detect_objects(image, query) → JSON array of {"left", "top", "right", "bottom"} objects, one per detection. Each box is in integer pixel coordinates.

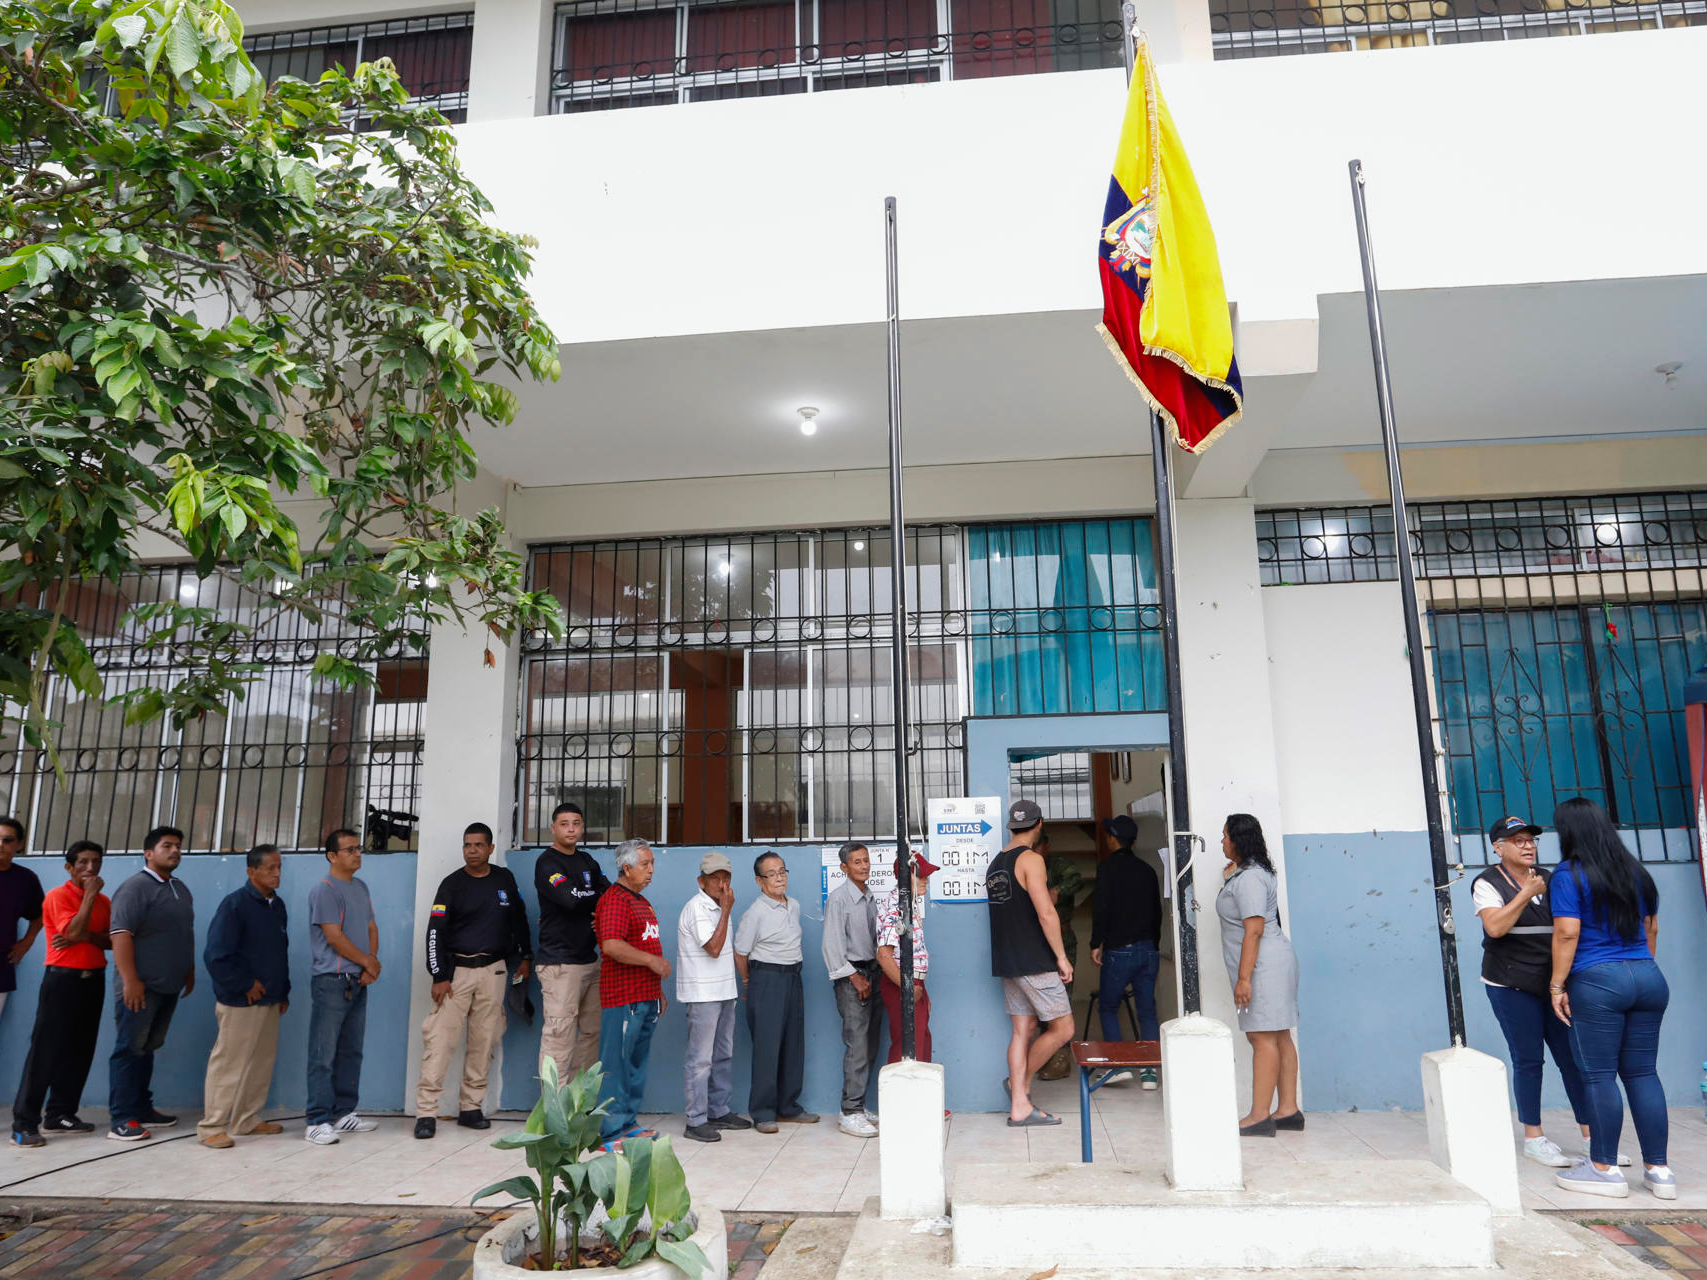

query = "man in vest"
[{"left": 986, "top": 799, "right": 1074, "bottom": 1128}]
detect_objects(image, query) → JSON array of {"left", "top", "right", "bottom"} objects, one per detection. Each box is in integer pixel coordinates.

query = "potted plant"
[{"left": 471, "top": 1060, "right": 724, "bottom": 1278}]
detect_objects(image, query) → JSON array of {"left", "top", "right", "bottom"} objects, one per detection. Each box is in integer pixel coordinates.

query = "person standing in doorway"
[
  {"left": 198, "top": 844, "right": 290, "bottom": 1149},
  {"left": 677, "top": 852, "right": 747, "bottom": 1143},
  {"left": 822, "top": 841, "right": 881, "bottom": 1137},
  {"left": 594, "top": 839, "right": 669, "bottom": 1150},
  {"left": 986, "top": 800, "right": 1075, "bottom": 1129},
  {"left": 736, "top": 852, "right": 816, "bottom": 1134},
  {"left": 877, "top": 849, "right": 937, "bottom": 1066},
  {"left": 535, "top": 803, "right": 609, "bottom": 1084},
  {"left": 1090, "top": 814, "right": 1164, "bottom": 1089},
  {"left": 305, "top": 828, "right": 381, "bottom": 1146},
  {"left": 415, "top": 823, "right": 533, "bottom": 1138},
  {"left": 1217, "top": 814, "right": 1301, "bottom": 1137},
  {"left": 0, "top": 816, "right": 45, "bottom": 1026},
  {"left": 12, "top": 840, "right": 108, "bottom": 1147}
]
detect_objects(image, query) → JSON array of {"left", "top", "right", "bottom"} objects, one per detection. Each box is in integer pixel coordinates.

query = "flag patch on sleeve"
[
  {"left": 430, "top": 903, "right": 447, "bottom": 918},
  {"left": 548, "top": 873, "right": 567, "bottom": 886}
]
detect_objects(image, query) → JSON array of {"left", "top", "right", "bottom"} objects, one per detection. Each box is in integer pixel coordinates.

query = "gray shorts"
[{"left": 1002, "top": 973, "right": 1071, "bottom": 1022}]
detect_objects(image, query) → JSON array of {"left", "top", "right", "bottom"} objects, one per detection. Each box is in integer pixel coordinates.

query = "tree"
[{"left": 0, "top": 0, "right": 566, "bottom": 773}]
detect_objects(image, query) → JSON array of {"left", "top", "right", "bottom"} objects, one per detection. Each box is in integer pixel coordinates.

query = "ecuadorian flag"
[{"left": 1097, "top": 36, "right": 1242, "bottom": 454}]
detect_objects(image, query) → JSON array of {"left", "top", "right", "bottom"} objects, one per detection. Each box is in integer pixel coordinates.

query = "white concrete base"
[
  {"left": 877, "top": 1059, "right": 946, "bottom": 1220},
  {"left": 472, "top": 1204, "right": 726, "bottom": 1280},
  {"left": 949, "top": 1160, "right": 1495, "bottom": 1270},
  {"left": 1423, "top": 1046, "right": 1525, "bottom": 1218},
  {"left": 1160, "top": 1014, "right": 1242, "bottom": 1191}
]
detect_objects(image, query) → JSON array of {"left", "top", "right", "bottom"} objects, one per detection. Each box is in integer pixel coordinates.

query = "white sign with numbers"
[
  {"left": 926, "top": 796, "right": 1004, "bottom": 903},
  {"left": 820, "top": 845, "right": 898, "bottom": 906}
]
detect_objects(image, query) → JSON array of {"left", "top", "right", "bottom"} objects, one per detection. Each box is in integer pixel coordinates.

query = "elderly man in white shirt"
[{"left": 676, "top": 852, "right": 750, "bottom": 1143}]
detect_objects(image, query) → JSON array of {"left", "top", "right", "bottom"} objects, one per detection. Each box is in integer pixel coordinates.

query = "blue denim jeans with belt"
[
  {"left": 1098, "top": 941, "right": 1160, "bottom": 1041},
  {"left": 306, "top": 973, "right": 368, "bottom": 1127},
  {"left": 1567, "top": 957, "right": 1669, "bottom": 1167}
]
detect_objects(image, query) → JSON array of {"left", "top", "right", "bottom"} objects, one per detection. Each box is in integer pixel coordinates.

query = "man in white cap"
[{"left": 676, "top": 852, "right": 749, "bottom": 1143}]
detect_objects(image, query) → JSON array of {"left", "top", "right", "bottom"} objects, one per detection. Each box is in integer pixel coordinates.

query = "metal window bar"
[
  {"left": 244, "top": 12, "right": 475, "bottom": 122},
  {"left": 548, "top": 0, "right": 1125, "bottom": 112},
  {"left": 1211, "top": 0, "right": 1705, "bottom": 60},
  {"left": 0, "top": 566, "right": 428, "bottom": 858},
  {"left": 517, "top": 519, "right": 1161, "bottom": 845},
  {"left": 1256, "top": 493, "right": 1707, "bottom": 864}
]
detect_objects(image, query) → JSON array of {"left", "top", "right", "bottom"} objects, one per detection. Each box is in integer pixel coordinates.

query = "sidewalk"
[{"left": 5, "top": 1076, "right": 1704, "bottom": 1216}]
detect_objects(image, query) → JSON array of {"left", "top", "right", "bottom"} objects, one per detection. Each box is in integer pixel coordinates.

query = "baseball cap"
[
  {"left": 1488, "top": 816, "right": 1543, "bottom": 842},
  {"left": 1103, "top": 815, "right": 1139, "bottom": 845},
  {"left": 1007, "top": 798, "right": 1043, "bottom": 830},
  {"left": 698, "top": 851, "right": 733, "bottom": 876},
  {"left": 895, "top": 849, "right": 940, "bottom": 880}
]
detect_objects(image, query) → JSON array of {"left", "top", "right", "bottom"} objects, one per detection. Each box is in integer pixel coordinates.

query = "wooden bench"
[{"left": 1072, "top": 1040, "right": 1161, "bottom": 1162}]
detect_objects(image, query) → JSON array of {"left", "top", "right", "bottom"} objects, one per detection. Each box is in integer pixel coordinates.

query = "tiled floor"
[
  {"left": 6, "top": 1079, "right": 1707, "bottom": 1217},
  {"left": 1586, "top": 1221, "right": 1707, "bottom": 1272}
]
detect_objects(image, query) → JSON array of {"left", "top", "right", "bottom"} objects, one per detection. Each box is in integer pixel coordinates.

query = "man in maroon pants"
[{"left": 876, "top": 850, "right": 936, "bottom": 1063}]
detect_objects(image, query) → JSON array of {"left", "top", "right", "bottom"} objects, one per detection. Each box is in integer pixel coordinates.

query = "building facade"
[{"left": 2, "top": 0, "right": 1704, "bottom": 1119}]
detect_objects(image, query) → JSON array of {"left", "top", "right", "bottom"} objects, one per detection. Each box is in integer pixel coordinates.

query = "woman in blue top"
[{"left": 1547, "top": 797, "right": 1672, "bottom": 1201}]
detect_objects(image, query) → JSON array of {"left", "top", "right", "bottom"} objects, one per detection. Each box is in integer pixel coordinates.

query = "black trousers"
[
  {"left": 14, "top": 967, "right": 106, "bottom": 1132},
  {"left": 745, "top": 962, "right": 805, "bottom": 1123}
]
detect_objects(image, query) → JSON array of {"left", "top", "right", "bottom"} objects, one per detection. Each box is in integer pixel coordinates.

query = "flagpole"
[
  {"left": 884, "top": 195, "right": 919, "bottom": 1061},
  {"left": 1347, "top": 159, "right": 1467, "bottom": 1048},
  {"left": 1122, "top": 3, "right": 1201, "bottom": 1016}
]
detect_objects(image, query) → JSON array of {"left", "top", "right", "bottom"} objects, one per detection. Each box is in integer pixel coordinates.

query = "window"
[
  {"left": 517, "top": 518, "right": 1161, "bottom": 845},
  {"left": 1, "top": 568, "right": 428, "bottom": 856},
  {"left": 244, "top": 13, "right": 475, "bottom": 123}
]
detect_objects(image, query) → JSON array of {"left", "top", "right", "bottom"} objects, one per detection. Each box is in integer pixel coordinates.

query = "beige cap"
[{"left": 698, "top": 851, "right": 733, "bottom": 876}]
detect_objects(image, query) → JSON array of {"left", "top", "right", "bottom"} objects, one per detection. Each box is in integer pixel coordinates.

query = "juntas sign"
[{"left": 926, "top": 796, "right": 1003, "bottom": 903}]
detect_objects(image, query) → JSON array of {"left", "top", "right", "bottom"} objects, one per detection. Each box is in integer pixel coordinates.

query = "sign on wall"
[
  {"left": 926, "top": 796, "right": 1004, "bottom": 903},
  {"left": 820, "top": 844, "right": 898, "bottom": 906}
]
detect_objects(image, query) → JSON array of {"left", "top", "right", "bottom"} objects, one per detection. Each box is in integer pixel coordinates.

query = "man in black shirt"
[
  {"left": 413, "top": 823, "right": 531, "bottom": 1139},
  {"left": 534, "top": 802, "right": 609, "bottom": 1085},
  {"left": 1090, "top": 815, "right": 1164, "bottom": 1088}
]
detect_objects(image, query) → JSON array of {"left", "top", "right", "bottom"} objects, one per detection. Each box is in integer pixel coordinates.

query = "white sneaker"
[
  {"left": 838, "top": 1112, "right": 878, "bottom": 1139},
  {"left": 1095, "top": 1068, "right": 1134, "bottom": 1087},
  {"left": 1580, "top": 1140, "right": 1632, "bottom": 1168},
  {"left": 1644, "top": 1165, "right": 1677, "bottom": 1200},
  {"left": 860, "top": 1110, "right": 880, "bottom": 1128},
  {"left": 333, "top": 1112, "right": 378, "bottom": 1133},
  {"left": 304, "top": 1124, "right": 340, "bottom": 1146},
  {"left": 1523, "top": 1136, "right": 1571, "bottom": 1167}
]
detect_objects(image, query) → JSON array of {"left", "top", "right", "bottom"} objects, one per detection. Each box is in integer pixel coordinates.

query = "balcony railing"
[
  {"left": 1211, "top": 0, "right": 1705, "bottom": 59},
  {"left": 244, "top": 13, "right": 475, "bottom": 122},
  {"left": 550, "top": 0, "right": 1125, "bottom": 112}
]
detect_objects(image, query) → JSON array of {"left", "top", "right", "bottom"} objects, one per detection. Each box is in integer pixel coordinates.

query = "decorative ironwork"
[
  {"left": 1258, "top": 493, "right": 1707, "bottom": 863},
  {"left": 549, "top": 0, "right": 1125, "bottom": 112},
  {"left": 244, "top": 13, "right": 475, "bottom": 122},
  {"left": 0, "top": 567, "right": 428, "bottom": 858},
  {"left": 518, "top": 519, "right": 1162, "bottom": 846}
]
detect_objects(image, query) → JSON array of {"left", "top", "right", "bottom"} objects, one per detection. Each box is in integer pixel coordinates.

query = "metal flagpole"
[
  {"left": 884, "top": 195, "right": 919, "bottom": 1060},
  {"left": 1347, "top": 159, "right": 1467, "bottom": 1047},
  {"left": 1121, "top": 4, "right": 1201, "bottom": 1015}
]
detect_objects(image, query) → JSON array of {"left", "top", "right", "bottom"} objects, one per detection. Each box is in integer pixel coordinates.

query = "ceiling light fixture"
[
  {"left": 717, "top": 560, "right": 732, "bottom": 578},
  {"left": 853, "top": 540, "right": 865, "bottom": 552},
  {"left": 1655, "top": 362, "right": 1682, "bottom": 389},
  {"left": 797, "top": 406, "right": 820, "bottom": 437}
]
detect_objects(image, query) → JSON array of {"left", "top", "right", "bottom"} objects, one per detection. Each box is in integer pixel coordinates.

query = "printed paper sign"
[
  {"left": 926, "top": 796, "right": 1004, "bottom": 903},
  {"left": 821, "top": 844, "right": 898, "bottom": 906}
]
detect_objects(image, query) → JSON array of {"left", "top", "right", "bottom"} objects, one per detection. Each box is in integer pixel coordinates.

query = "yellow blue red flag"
[{"left": 1098, "top": 36, "right": 1242, "bottom": 454}]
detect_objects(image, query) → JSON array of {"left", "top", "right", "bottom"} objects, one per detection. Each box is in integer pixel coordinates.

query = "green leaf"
[
  {"left": 655, "top": 1236, "right": 711, "bottom": 1279},
  {"left": 617, "top": 1234, "right": 655, "bottom": 1268},
  {"left": 471, "top": 1176, "right": 541, "bottom": 1206},
  {"left": 645, "top": 1136, "right": 691, "bottom": 1228},
  {"left": 0, "top": 459, "right": 27, "bottom": 480},
  {"left": 165, "top": 9, "right": 202, "bottom": 78},
  {"left": 112, "top": 12, "right": 147, "bottom": 47}
]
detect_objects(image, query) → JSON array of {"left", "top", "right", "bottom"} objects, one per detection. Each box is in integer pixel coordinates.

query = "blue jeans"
[
  {"left": 306, "top": 974, "right": 368, "bottom": 1127},
  {"left": 1567, "top": 957, "right": 1669, "bottom": 1168},
  {"left": 1484, "top": 983, "right": 1589, "bottom": 1129},
  {"left": 108, "top": 989, "right": 179, "bottom": 1125},
  {"left": 1098, "top": 942, "right": 1160, "bottom": 1042},
  {"left": 598, "top": 1001, "right": 659, "bottom": 1140}
]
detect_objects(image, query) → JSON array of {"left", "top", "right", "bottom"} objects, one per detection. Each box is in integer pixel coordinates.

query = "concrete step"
[
  {"left": 755, "top": 1216, "right": 857, "bottom": 1280},
  {"left": 950, "top": 1160, "right": 1495, "bottom": 1270}
]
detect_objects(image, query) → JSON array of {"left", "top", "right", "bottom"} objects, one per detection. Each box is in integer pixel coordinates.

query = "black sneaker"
[
  {"left": 11, "top": 1130, "right": 45, "bottom": 1149},
  {"left": 456, "top": 1109, "right": 491, "bottom": 1130},
  {"left": 709, "top": 1113, "right": 752, "bottom": 1130},
  {"left": 107, "top": 1121, "right": 152, "bottom": 1143},
  {"left": 42, "top": 1116, "right": 95, "bottom": 1135},
  {"left": 140, "top": 1110, "right": 178, "bottom": 1128},
  {"left": 683, "top": 1123, "right": 722, "bottom": 1143},
  {"left": 414, "top": 1117, "right": 437, "bottom": 1140}
]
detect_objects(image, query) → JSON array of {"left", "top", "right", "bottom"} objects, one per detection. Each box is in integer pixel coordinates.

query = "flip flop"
[{"left": 1007, "top": 1108, "right": 1060, "bottom": 1128}]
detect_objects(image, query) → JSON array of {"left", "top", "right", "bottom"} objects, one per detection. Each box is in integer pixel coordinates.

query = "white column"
[
  {"left": 1422, "top": 1046, "right": 1523, "bottom": 1217},
  {"left": 467, "top": 0, "right": 555, "bottom": 123},
  {"left": 878, "top": 1061, "right": 947, "bottom": 1219},
  {"left": 1161, "top": 1015, "right": 1243, "bottom": 1190}
]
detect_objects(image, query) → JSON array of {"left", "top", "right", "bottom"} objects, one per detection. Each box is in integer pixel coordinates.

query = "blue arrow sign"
[{"left": 935, "top": 820, "right": 992, "bottom": 837}]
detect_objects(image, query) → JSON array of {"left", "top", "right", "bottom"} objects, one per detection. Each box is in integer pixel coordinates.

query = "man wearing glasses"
[
  {"left": 0, "top": 817, "right": 44, "bottom": 1026},
  {"left": 735, "top": 852, "right": 817, "bottom": 1134}
]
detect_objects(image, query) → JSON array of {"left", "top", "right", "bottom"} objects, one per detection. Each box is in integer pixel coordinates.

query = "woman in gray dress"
[{"left": 1216, "top": 813, "right": 1301, "bottom": 1138}]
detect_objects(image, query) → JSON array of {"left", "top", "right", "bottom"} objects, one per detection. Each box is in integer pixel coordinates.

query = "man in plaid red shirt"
[{"left": 593, "top": 839, "right": 670, "bottom": 1148}]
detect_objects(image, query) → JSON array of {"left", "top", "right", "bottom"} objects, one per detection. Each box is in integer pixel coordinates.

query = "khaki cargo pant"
[
  {"left": 198, "top": 1002, "right": 283, "bottom": 1139},
  {"left": 416, "top": 960, "right": 507, "bottom": 1117},
  {"left": 537, "top": 961, "right": 601, "bottom": 1083}
]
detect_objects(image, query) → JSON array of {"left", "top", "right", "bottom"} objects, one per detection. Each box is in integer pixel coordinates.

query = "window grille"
[
  {"left": 244, "top": 13, "right": 475, "bottom": 122},
  {"left": 1256, "top": 493, "right": 1707, "bottom": 862},
  {"left": 517, "top": 518, "right": 1162, "bottom": 846},
  {"left": 1, "top": 568, "right": 428, "bottom": 857}
]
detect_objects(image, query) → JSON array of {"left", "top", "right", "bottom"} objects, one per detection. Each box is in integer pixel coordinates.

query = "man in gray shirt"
[
  {"left": 305, "top": 829, "right": 382, "bottom": 1146},
  {"left": 734, "top": 851, "right": 815, "bottom": 1134},
  {"left": 822, "top": 842, "right": 880, "bottom": 1139},
  {"left": 107, "top": 825, "right": 195, "bottom": 1142}
]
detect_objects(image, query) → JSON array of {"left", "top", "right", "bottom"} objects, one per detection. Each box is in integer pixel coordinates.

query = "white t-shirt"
[
  {"left": 676, "top": 891, "right": 738, "bottom": 1003},
  {"left": 1471, "top": 875, "right": 1545, "bottom": 988}
]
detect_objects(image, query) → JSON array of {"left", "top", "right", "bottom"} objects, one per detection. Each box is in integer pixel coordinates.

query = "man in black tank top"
[{"left": 986, "top": 800, "right": 1075, "bottom": 1127}]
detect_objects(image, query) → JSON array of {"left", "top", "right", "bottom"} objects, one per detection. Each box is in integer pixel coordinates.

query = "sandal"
[{"left": 1007, "top": 1108, "right": 1061, "bottom": 1128}]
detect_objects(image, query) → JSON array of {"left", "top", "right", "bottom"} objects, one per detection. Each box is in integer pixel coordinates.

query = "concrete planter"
[{"left": 471, "top": 1205, "right": 726, "bottom": 1280}]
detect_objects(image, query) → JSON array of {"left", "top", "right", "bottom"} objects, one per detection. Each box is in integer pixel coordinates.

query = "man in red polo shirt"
[
  {"left": 593, "top": 838, "right": 670, "bottom": 1151},
  {"left": 12, "top": 841, "right": 111, "bottom": 1147}
]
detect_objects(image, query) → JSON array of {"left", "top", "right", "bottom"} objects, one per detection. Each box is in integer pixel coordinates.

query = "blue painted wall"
[
  {"left": 1286, "top": 832, "right": 1707, "bottom": 1112},
  {"left": 0, "top": 853, "right": 418, "bottom": 1114}
]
